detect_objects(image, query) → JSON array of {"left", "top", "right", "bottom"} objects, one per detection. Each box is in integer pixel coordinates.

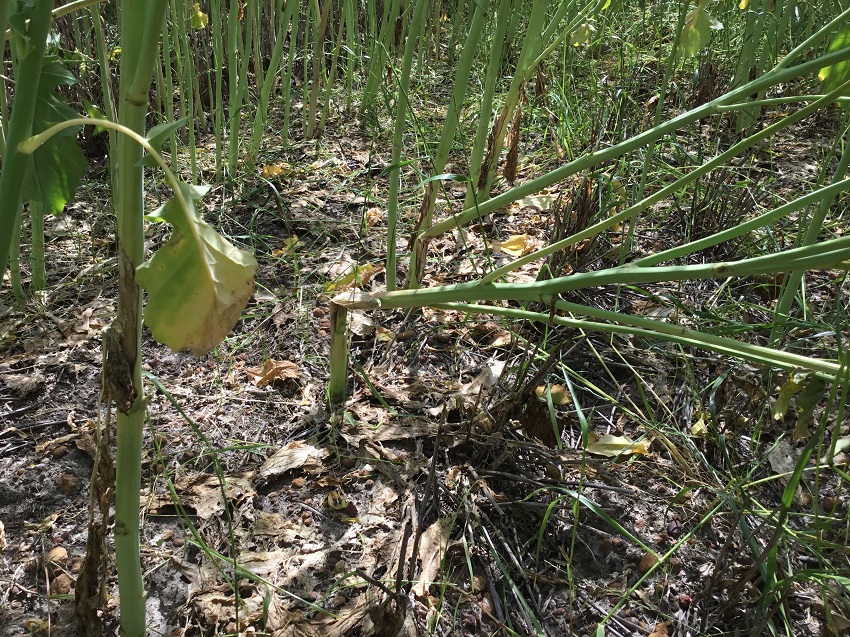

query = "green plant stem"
[
  {"left": 481, "top": 79, "right": 850, "bottom": 284},
  {"left": 0, "top": 0, "right": 52, "bottom": 276},
  {"left": 769, "top": 121, "right": 850, "bottom": 346},
  {"left": 412, "top": 44, "right": 850, "bottom": 249},
  {"left": 334, "top": 234, "right": 850, "bottom": 311},
  {"left": 385, "top": 0, "right": 429, "bottom": 291},
  {"left": 113, "top": 3, "right": 168, "bottom": 635},
  {"left": 434, "top": 302, "right": 844, "bottom": 382}
]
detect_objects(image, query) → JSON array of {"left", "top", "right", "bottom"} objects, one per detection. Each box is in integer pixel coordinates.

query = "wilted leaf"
[
  {"left": 135, "top": 182, "right": 257, "bottom": 356},
  {"left": 364, "top": 207, "right": 383, "bottom": 227},
  {"left": 516, "top": 193, "right": 557, "bottom": 211},
  {"left": 348, "top": 311, "right": 375, "bottom": 337},
  {"left": 460, "top": 360, "right": 506, "bottom": 396},
  {"left": 571, "top": 23, "right": 595, "bottom": 47},
  {"left": 794, "top": 376, "right": 826, "bottom": 440},
  {"left": 492, "top": 234, "right": 536, "bottom": 257},
  {"left": 586, "top": 434, "right": 651, "bottom": 457},
  {"left": 245, "top": 359, "right": 299, "bottom": 387},
  {"left": 690, "top": 412, "right": 709, "bottom": 437}
]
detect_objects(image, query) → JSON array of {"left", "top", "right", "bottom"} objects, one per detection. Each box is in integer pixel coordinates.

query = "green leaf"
[
  {"left": 819, "top": 22, "right": 850, "bottom": 101},
  {"left": 678, "top": 4, "right": 723, "bottom": 58},
  {"left": 83, "top": 100, "right": 109, "bottom": 133},
  {"left": 139, "top": 117, "right": 190, "bottom": 168},
  {"left": 135, "top": 183, "right": 258, "bottom": 356},
  {"left": 21, "top": 58, "right": 88, "bottom": 216}
]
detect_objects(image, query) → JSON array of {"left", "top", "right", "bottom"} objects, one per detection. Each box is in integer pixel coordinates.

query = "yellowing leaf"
[
  {"left": 772, "top": 374, "right": 803, "bottom": 421},
  {"left": 190, "top": 3, "right": 209, "bottom": 29},
  {"left": 535, "top": 384, "right": 572, "bottom": 405},
  {"left": 678, "top": 4, "right": 723, "bottom": 58},
  {"left": 819, "top": 22, "right": 850, "bottom": 103},
  {"left": 492, "top": 234, "right": 536, "bottom": 257},
  {"left": 690, "top": 412, "right": 709, "bottom": 437},
  {"left": 272, "top": 235, "right": 304, "bottom": 258},
  {"left": 245, "top": 359, "right": 299, "bottom": 387},
  {"left": 326, "top": 490, "right": 348, "bottom": 510},
  {"left": 571, "top": 23, "right": 594, "bottom": 47},
  {"left": 738, "top": 0, "right": 749, "bottom": 8},
  {"left": 136, "top": 183, "right": 257, "bottom": 356},
  {"left": 324, "top": 262, "right": 383, "bottom": 293},
  {"left": 586, "top": 434, "right": 651, "bottom": 457},
  {"left": 261, "top": 162, "right": 292, "bottom": 178}
]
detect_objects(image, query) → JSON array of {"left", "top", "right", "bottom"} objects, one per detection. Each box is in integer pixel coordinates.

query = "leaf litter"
[{"left": 1, "top": 85, "right": 849, "bottom": 637}]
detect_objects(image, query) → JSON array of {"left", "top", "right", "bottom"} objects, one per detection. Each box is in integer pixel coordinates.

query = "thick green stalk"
[
  {"left": 90, "top": 7, "right": 117, "bottom": 185},
  {"left": 360, "top": 0, "right": 401, "bottom": 115},
  {"left": 328, "top": 302, "right": 349, "bottom": 405},
  {"left": 335, "top": 233, "right": 850, "bottom": 311},
  {"left": 280, "top": 2, "right": 298, "bottom": 142},
  {"left": 226, "top": 0, "right": 242, "bottom": 173},
  {"left": 433, "top": 302, "right": 846, "bottom": 383},
  {"left": 0, "top": 0, "right": 52, "bottom": 277},
  {"left": 480, "top": 80, "right": 850, "bottom": 285},
  {"left": 385, "top": 0, "right": 429, "bottom": 291},
  {"left": 318, "top": 2, "right": 346, "bottom": 135},
  {"left": 29, "top": 200, "right": 45, "bottom": 291},
  {"left": 114, "top": 3, "right": 167, "bottom": 636}
]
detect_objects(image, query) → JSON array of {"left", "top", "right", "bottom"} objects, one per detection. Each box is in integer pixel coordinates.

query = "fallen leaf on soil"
[
  {"left": 2, "top": 373, "right": 46, "bottom": 395},
  {"left": 460, "top": 360, "right": 505, "bottom": 396},
  {"left": 146, "top": 474, "right": 255, "bottom": 519},
  {"left": 492, "top": 234, "right": 537, "bottom": 257},
  {"left": 767, "top": 438, "right": 796, "bottom": 480},
  {"left": 349, "top": 312, "right": 375, "bottom": 337},
  {"left": 324, "top": 262, "right": 384, "bottom": 294},
  {"left": 258, "top": 441, "right": 328, "bottom": 482},
  {"left": 639, "top": 551, "right": 660, "bottom": 574},
  {"left": 516, "top": 193, "right": 557, "bottom": 211},
  {"left": 272, "top": 236, "right": 304, "bottom": 258},
  {"left": 252, "top": 512, "right": 312, "bottom": 542},
  {"left": 412, "top": 518, "right": 452, "bottom": 598},
  {"left": 261, "top": 162, "right": 293, "bottom": 178},
  {"left": 535, "top": 384, "right": 572, "bottom": 405},
  {"left": 0, "top": 521, "right": 5, "bottom": 551},
  {"left": 364, "top": 207, "right": 383, "bottom": 227},
  {"left": 649, "top": 622, "right": 669, "bottom": 637},
  {"left": 245, "top": 359, "right": 299, "bottom": 386},
  {"left": 586, "top": 434, "right": 651, "bottom": 457},
  {"left": 772, "top": 374, "right": 803, "bottom": 420}
]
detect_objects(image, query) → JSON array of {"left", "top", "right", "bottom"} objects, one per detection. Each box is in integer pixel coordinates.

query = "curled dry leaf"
[
  {"left": 492, "top": 233, "right": 537, "bottom": 257},
  {"left": 586, "top": 433, "right": 651, "bottom": 457},
  {"left": 245, "top": 359, "right": 299, "bottom": 387}
]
